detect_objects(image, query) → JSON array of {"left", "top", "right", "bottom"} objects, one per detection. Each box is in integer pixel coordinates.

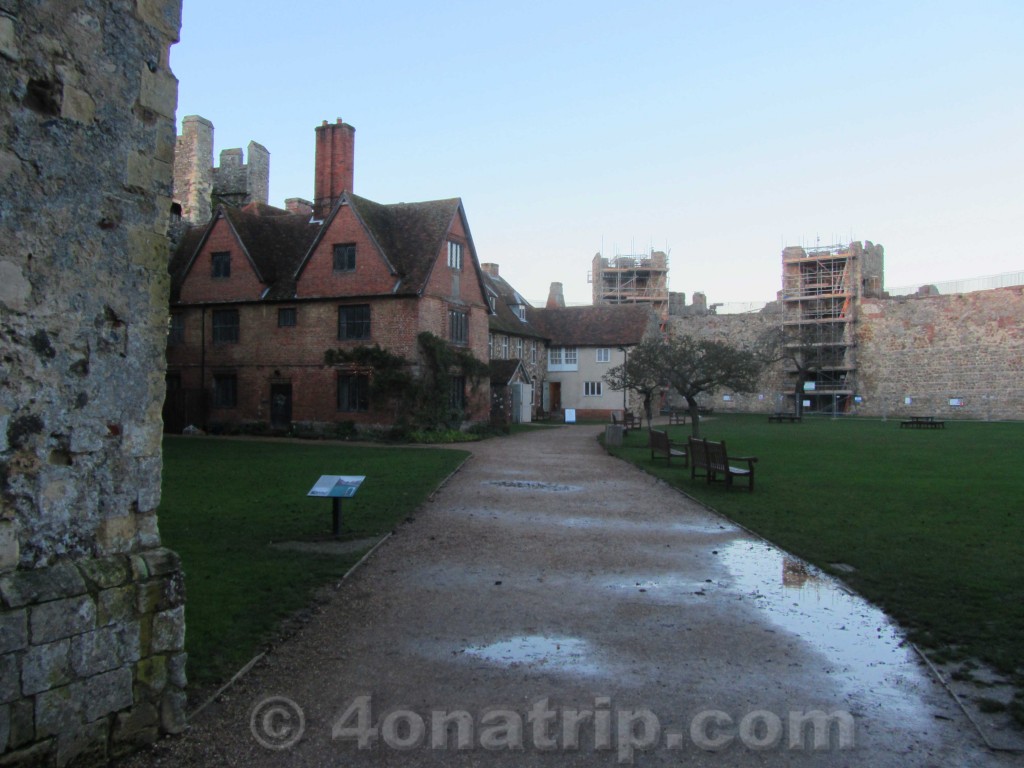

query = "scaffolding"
[
  {"left": 781, "top": 244, "right": 859, "bottom": 413},
  {"left": 589, "top": 250, "right": 669, "bottom": 321}
]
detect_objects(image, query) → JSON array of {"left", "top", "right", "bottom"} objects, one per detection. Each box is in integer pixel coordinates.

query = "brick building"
[{"left": 166, "top": 119, "right": 492, "bottom": 432}]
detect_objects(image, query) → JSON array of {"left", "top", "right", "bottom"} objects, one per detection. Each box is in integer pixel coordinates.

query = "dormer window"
[
  {"left": 447, "top": 241, "right": 463, "bottom": 270},
  {"left": 513, "top": 304, "right": 526, "bottom": 321}
]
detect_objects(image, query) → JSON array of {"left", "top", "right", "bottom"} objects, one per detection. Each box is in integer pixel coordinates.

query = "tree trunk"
[
  {"left": 793, "top": 371, "right": 807, "bottom": 418},
  {"left": 642, "top": 392, "right": 654, "bottom": 433},
  {"left": 685, "top": 395, "right": 702, "bottom": 437}
]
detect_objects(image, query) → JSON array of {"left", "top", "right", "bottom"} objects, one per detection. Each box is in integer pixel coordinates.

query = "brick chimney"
[
  {"left": 285, "top": 198, "right": 313, "bottom": 217},
  {"left": 546, "top": 282, "right": 565, "bottom": 308},
  {"left": 313, "top": 118, "right": 355, "bottom": 220},
  {"left": 481, "top": 263, "right": 499, "bottom": 278}
]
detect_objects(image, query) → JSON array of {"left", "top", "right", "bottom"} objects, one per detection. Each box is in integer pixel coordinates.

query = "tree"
[
  {"left": 757, "top": 324, "right": 844, "bottom": 418},
  {"left": 661, "top": 335, "right": 762, "bottom": 437},
  {"left": 603, "top": 339, "right": 665, "bottom": 430}
]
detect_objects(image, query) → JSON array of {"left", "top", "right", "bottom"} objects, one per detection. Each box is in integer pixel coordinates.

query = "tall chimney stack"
[
  {"left": 313, "top": 118, "right": 355, "bottom": 220},
  {"left": 546, "top": 282, "right": 565, "bottom": 308}
]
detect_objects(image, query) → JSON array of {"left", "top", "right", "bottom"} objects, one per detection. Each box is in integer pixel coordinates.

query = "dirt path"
[{"left": 126, "top": 425, "right": 1014, "bottom": 766}]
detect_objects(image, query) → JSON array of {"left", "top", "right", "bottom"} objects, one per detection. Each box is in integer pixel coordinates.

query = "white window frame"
[
  {"left": 447, "top": 241, "right": 463, "bottom": 269},
  {"left": 596, "top": 348, "right": 611, "bottom": 363},
  {"left": 584, "top": 381, "right": 603, "bottom": 397}
]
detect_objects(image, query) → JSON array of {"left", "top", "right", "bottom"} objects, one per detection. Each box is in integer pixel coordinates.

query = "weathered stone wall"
[
  {"left": 857, "top": 287, "right": 1024, "bottom": 420},
  {"left": 0, "top": 1, "right": 186, "bottom": 764},
  {"left": 668, "top": 288, "right": 1024, "bottom": 420}
]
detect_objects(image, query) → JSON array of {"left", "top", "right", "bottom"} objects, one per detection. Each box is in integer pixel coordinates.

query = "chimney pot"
[{"left": 313, "top": 118, "right": 356, "bottom": 219}]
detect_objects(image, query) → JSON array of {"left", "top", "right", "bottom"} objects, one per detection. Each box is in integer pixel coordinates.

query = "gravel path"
[{"left": 123, "top": 424, "right": 1014, "bottom": 767}]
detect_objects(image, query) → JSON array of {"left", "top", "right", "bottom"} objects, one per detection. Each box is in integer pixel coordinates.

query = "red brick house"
[{"left": 165, "top": 119, "right": 492, "bottom": 432}]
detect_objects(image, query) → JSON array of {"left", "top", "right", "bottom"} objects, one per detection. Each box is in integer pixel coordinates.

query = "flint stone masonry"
[{"left": 1, "top": 1, "right": 187, "bottom": 765}]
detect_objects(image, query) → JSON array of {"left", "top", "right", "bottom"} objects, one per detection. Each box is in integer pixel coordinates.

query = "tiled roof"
[
  {"left": 346, "top": 194, "right": 462, "bottom": 295},
  {"left": 489, "top": 358, "right": 527, "bottom": 385},
  {"left": 223, "top": 204, "right": 320, "bottom": 300},
  {"left": 527, "top": 304, "right": 656, "bottom": 346},
  {"left": 482, "top": 272, "right": 547, "bottom": 339}
]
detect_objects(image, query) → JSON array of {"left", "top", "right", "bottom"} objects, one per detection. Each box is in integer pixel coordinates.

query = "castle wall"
[{"left": 0, "top": 1, "right": 186, "bottom": 764}]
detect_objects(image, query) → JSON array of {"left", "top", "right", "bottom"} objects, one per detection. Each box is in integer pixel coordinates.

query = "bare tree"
[{"left": 603, "top": 339, "right": 665, "bottom": 430}]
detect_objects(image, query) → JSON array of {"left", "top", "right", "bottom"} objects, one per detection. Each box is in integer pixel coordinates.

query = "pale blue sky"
[{"left": 171, "top": 1, "right": 1023, "bottom": 306}]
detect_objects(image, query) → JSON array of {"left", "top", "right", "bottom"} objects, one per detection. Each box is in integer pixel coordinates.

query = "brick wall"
[{"left": 0, "top": 1, "right": 186, "bottom": 764}]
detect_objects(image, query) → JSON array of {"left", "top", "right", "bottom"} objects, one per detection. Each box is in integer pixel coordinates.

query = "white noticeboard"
[
  {"left": 307, "top": 475, "right": 365, "bottom": 499},
  {"left": 564, "top": 408, "right": 576, "bottom": 423}
]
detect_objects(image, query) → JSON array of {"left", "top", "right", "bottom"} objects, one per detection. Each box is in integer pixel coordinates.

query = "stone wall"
[
  {"left": 668, "top": 288, "right": 1024, "bottom": 420},
  {"left": 0, "top": 1, "right": 186, "bottom": 765}
]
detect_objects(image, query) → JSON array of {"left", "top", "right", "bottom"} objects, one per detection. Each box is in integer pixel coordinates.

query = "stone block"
[
  {"left": 128, "top": 555, "right": 149, "bottom": 582},
  {"left": 138, "top": 548, "right": 180, "bottom": 578},
  {"left": 70, "top": 626, "right": 122, "bottom": 677},
  {"left": 136, "top": 514, "right": 160, "bottom": 549},
  {"left": 0, "top": 610, "right": 27, "bottom": 654},
  {"left": 77, "top": 556, "right": 129, "bottom": 590},
  {"left": 0, "top": 562, "right": 86, "bottom": 608},
  {"left": 0, "top": 704, "right": 9, "bottom": 753},
  {"left": 97, "top": 585, "right": 135, "bottom": 627},
  {"left": 30, "top": 594, "right": 96, "bottom": 644},
  {"left": 135, "top": 572, "right": 183, "bottom": 615},
  {"left": 150, "top": 606, "right": 184, "bottom": 653},
  {"left": 134, "top": 655, "right": 166, "bottom": 696},
  {"left": 56, "top": 718, "right": 108, "bottom": 768},
  {"left": 112, "top": 702, "right": 159, "bottom": 756},
  {"left": 0, "top": 15, "right": 18, "bottom": 62},
  {"left": 136, "top": 66, "right": 177, "bottom": 120},
  {"left": 0, "top": 739, "right": 55, "bottom": 767},
  {"left": 7, "top": 699, "right": 33, "bottom": 750},
  {"left": 159, "top": 688, "right": 186, "bottom": 734},
  {"left": 21, "top": 639, "right": 70, "bottom": 696},
  {"left": 0, "top": 654, "right": 18, "bottom": 704},
  {"left": 33, "top": 682, "right": 77, "bottom": 738},
  {"left": 60, "top": 83, "right": 95, "bottom": 124},
  {"left": 166, "top": 652, "right": 186, "bottom": 689},
  {"left": 0, "top": 522, "right": 18, "bottom": 575},
  {"left": 96, "top": 515, "right": 137, "bottom": 556},
  {"left": 81, "top": 667, "right": 133, "bottom": 723},
  {"left": 135, "top": 0, "right": 183, "bottom": 42}
]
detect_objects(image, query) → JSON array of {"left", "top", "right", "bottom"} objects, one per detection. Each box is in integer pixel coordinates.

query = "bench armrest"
[{"left": 732, "top": 456, "right": 757, "bottom": 464}]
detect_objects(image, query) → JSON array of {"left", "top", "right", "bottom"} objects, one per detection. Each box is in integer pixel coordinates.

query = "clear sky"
[{"left": 171, "top": 1, "right": 1023, "bottom": 307}]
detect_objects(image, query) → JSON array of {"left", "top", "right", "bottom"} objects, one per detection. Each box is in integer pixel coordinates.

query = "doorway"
[{"left": 270, "top": 383, "right": 292, "bottom": 428}]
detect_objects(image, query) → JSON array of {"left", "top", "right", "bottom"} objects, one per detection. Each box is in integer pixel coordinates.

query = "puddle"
[
  {"left": 720, "top": 540, "right": 934, "bottom": 720},
  {"left": 460, "top": 507, "right": 733, "bottom": 536},
  {"left": 602, "top": 574, "right": 709, "bottom": 599},
  {"left": 484, "top": 480, "right": 582, "bottom": 492},
  {"left": 463, "top": 635, "right": 603, "bottom": 676}
]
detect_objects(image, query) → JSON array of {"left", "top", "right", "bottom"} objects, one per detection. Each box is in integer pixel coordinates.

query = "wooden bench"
[
  {"left": 900, "top": 416, "right": 945, "bottom": 429},
  {"left": 667, "top": 409, "right": 687, "bottom": 425},
  {"left": 768, "top": 414, "right": 801, "bottom": 423},
  {"left": 688, "top": 436, "right": 710, "bottom": 481},
  {"left": 623, "top": 412, "right": 642, "bottom": 431},
  {"left": 650, "top": 429, "right": 687, "bottom": 467},
  {"left": 699, "top": 438, "right": 758, "bottom": 491}
]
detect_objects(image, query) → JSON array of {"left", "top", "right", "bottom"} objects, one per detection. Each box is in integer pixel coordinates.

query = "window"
[
  {"left": 488, "top": 333, "right": 494, "bottom": 358},
  {"left": 337, "top": 373, "right": 369, "bottom": 412},
  {"left": 212, "top": 309, "right": 239, "bottom": 344},
  {"left": 168, "top": 314, "right": 184, "bottom": 345},
  {"left": 513, "top": 304, "right": 526, "bottom": 321},
  {"left": 450, "top": 375, "right": 466, "bottom": 411},
  {"left": 501, "top": 336, "right": 509, "bottom": 359},
  {"left": 565, "top": 347, "right": 578, "bottom": 365},
  {"left": 447, "top": 241, "right": 463, "bottom": 269},
  {"left": 584, "top": 381, "right": 603, "bottom": 397},
  {"left": 212, "top": 374, "right": 237, "bottom": 408},
  {"left": 515, "top": 338, "right": 524, "bottom": 359},
  {"left": 333, "top": 243, "right": 356, "bottom": 272},
  {"left": 338, "top": 305, "right": 370, "bottom": 340},
  {"left": 549, "top": 346, "right": 578, "bottom": 370},
  {"left": 549, "top": 347, "right": 562, "bottom": 366},
  {"left": 530, "top": 341, "right": 537, "bottom": 364},
  {"left": 278, "top": 308, "right": 297, "bottom": 327},
  {"left": 211, "top": 251, "right": 230, "bottom": 278},
  {"left": 596, "top": 348, "right": 611, "bottom": 363},
  {"left": 449, "top": 310, "right": 469, "bottom": 345}
]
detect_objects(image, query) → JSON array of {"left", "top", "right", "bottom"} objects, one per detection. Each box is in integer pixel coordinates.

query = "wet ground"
[{"left": 125, "top": 424, "right": 1017, "bottom": 766}]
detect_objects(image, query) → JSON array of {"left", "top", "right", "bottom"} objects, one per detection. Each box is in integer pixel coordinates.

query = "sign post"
[{"left": 307, "top": 475, "right": 366, "bottom": 538}]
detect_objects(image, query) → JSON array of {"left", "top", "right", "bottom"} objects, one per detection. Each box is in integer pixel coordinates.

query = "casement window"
[
  {"left": 584, "top": 381, "right": 603, "bottom": 397},
  {"left": 596, "top": 348, "right": 611, "bottom": 363},
  {"left": 211, "top": 251, "right": 231, "bottom": 278},
  {"left": 447, "top": 241, "right": 463, "bottom": 270},
  {"left": 530, "top": 341, "right": 537, "bottom": 364},
  {"left": 211, "top": 309, "right": 239, "bottom": 344},
  {"left": 513, "top": 304, "right": 526, "bottom": 321},
  {"left": 515, "top": 338, "right": 524, "bottom": 359},
  {"left": 549, "top": 347, "right": 562, "bottom": 366},
  {"left": 488, "top": 333, "right": 495, "bottom": 357},
  {"left": 337, "top": 373, "right": 370, "bottom": 412},
  {"left": 338, "top": 305, "right": 371, "bottom": 340},
  {"left": 278, "top": 308, "right": 297, "bottom": 327},
  {"left": 333, "top": 243, "right": 356, "bottom": 272},
  {"left": 565, "top": 347, "right": 578, "bottom": 365},
  {"left": 450, "top": 375, "right": 466, "bottom": 411},
  {"left": 449, "top": 309, "right": 469, "bottom": 345},
  {"left": 212, "top": 373, "right": 237, "bottom": 408},
  {"left": 500, "top": 336, "right": 509, "bottom": 359},
  {"left": 168, "top": 314, "right": 184, "bottom": 345},
  {"left": 549, "top": 346, "right": 578, "bottom": 370}
]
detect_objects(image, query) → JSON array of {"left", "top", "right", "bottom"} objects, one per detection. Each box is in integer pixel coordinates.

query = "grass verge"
[
  {"left": 605, "top": 415, "right": 1024, "bottom": 688},
  {"left": 158, "top": 436, "right": 468, "bottom": 688}
]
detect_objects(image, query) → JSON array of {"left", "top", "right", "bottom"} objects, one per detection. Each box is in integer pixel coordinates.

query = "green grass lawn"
[
  {"left": 606, "top": 415, "right": 1024, "bottom": 687},
  {"left": 158, "top": 436, "right": 468, "bottom": 688}
]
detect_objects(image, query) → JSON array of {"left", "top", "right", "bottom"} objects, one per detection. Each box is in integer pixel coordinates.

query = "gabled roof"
[
  {"left": 482, "top": 271, "right": 547, "bottom": 339},
  {"left": 527, "top": 304, "right": 656, "bottom": 347},
  {"left": 489, "top": 358, "right": 531, "bottom": 386}
]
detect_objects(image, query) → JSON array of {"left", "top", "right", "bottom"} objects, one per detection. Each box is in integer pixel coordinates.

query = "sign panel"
[
  {"left": 564, "top": 408, "right": 576, "bottom": 423},
  {"left": 307, "top": 475, "right": 366, "bottom": 499}
]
